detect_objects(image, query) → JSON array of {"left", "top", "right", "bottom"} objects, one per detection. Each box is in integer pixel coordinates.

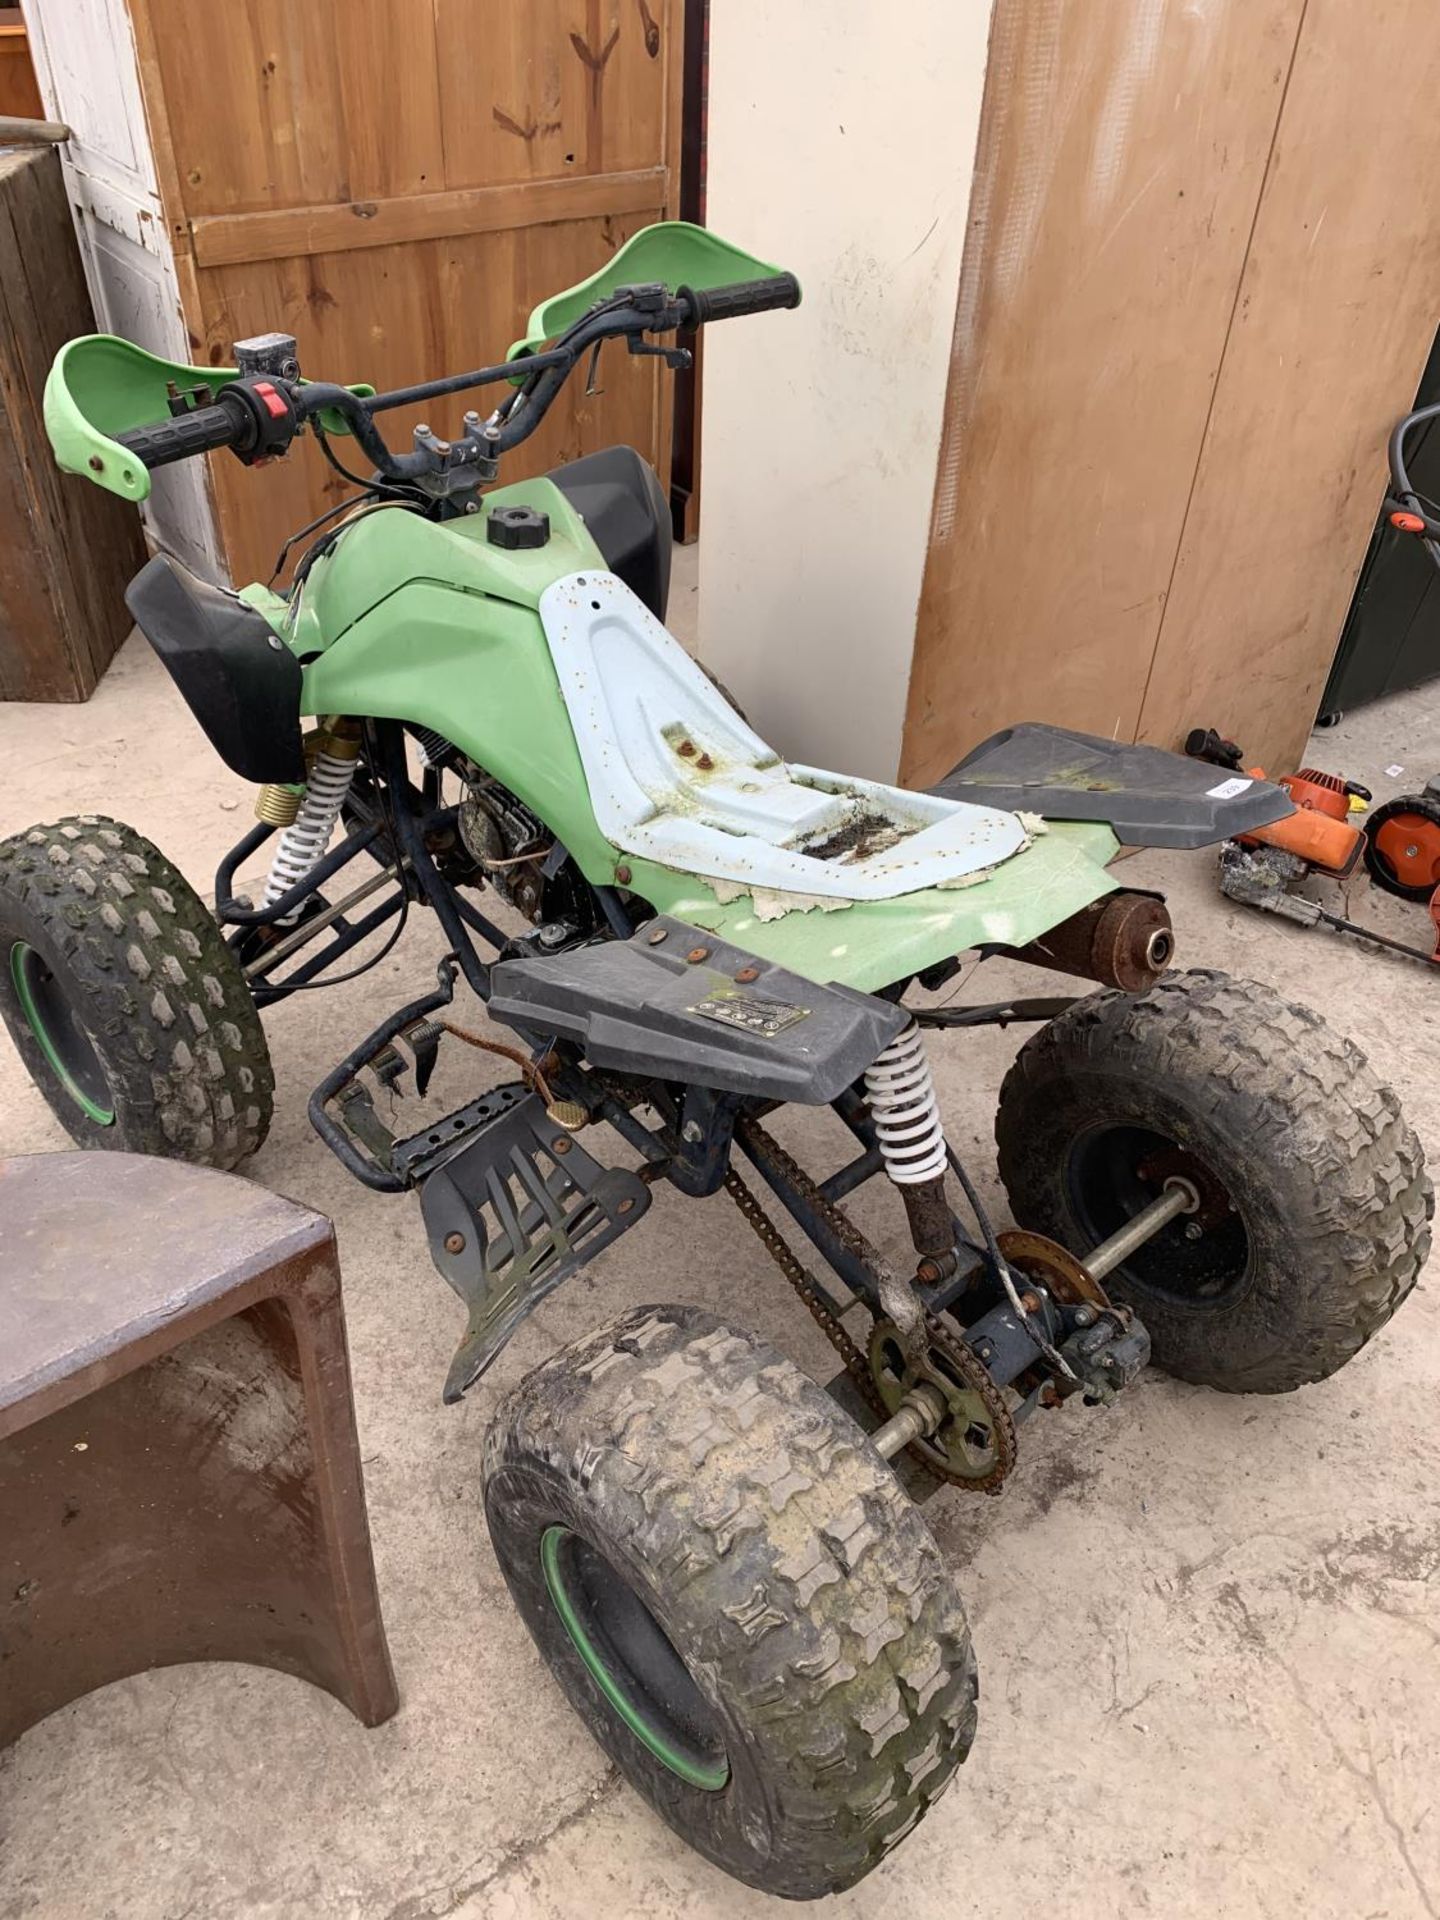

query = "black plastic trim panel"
[
  {"left": 931, "top": 723, "right": 1294, "bottom": 850},
  {"left": 547, "top": 445, "right": 672, "bottom": 621},
  {"left": 487, "top": 917, "right": 908, "bottom": 1105},
  {"left": 125, "top": 554, "right": 305, "bottom": 784}
]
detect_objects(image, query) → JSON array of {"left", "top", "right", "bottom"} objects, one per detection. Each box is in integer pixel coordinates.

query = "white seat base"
[{"left": 539, "top": 571, "right": 1029, "bottom": 901}]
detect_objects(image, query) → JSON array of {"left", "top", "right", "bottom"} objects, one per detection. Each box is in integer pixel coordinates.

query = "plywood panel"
[
  {"left": 900, "top": 0, "right": 1304, "bottom": 787},
  {"left": 1137, "top": 0, "right": 1440, "bottom": 772},
  {"left": 0, "top": 21, "right": 43, "bottom": 119},
  {"left": 0, "top": 147, "right": 144, "bottom": 700},
  {"left": 198, "top": 208, "right": 667, "bottom": 586}
]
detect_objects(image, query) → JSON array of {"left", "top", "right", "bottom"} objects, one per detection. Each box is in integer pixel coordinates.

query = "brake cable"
[{"left": 945, "top": 1141, "right": 1078, "bottom": 1381}]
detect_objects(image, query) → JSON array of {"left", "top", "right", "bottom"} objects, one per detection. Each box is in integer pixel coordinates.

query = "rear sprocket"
[{"left": 868, "top": 1314, "right": 1018, "bottom": 1495}]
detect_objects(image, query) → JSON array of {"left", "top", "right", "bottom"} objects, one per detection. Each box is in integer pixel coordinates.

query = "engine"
[{"left": 458, "top": 778, "right": 552, "bottom": 923}]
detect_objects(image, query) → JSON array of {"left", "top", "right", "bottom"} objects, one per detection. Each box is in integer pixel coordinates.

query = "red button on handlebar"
[
  {"left": 1390, "top": 510, "right": 1426, "bottom": 534},
  {"left": 253, "top": 380, "right": 288, "bottom": 420}
]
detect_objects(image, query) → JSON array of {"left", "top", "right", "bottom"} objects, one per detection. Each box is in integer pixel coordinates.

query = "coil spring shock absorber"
[
  {"left": 864, "top": 1021, "right": 955, "bottom": 1268},
  {"left": 261, "top": 719, "right": 362, "bottom": 923}
]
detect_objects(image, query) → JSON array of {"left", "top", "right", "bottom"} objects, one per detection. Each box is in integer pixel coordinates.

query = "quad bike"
[{"left": 5, "top": 222, "right": 1431, "bottom": 1898}]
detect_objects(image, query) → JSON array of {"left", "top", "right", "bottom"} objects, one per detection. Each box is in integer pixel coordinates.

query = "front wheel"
[
  {"left": 995, "top": 969, "right": 1431, "bottom": 1393},
  {"left": 482, "top": 1304, "right": 977, "bottom": 1898},
  {"left": 0, "top": 816, "right": 273, "bottom": 1169}
]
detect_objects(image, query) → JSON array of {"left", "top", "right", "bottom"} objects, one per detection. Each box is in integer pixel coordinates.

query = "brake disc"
[{"left": 987, "top": 1227, "right": 1111, "bottom": 1309}]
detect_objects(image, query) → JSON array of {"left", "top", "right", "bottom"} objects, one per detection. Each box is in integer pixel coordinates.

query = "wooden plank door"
[{"left": 127, "top": 0, "right": 685, "bottom": 586}]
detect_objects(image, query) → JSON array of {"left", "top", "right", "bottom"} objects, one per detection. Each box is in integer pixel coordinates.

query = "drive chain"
[
  {"left": 725, "top": 1122, "right": 1018, "bottom": 1493},
  {"left": 722, "top": 1162, "right": 888, "bottom": 1422}
]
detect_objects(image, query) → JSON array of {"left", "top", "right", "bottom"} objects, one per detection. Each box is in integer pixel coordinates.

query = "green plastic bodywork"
[
  {"left": 45, "top": 220, "right": 1120, "bottom": 994},
  {"left": 240, "top": 475, "right": 1120, "bottom": 994},
  {"left": 507, "top": 220, "right": 790, "bottom": 362},
  {"left": 632, "top": 824, "right": 1120, "bottom": 993},
  {"left": 44, "top": 336, "right": 373, "bottom": 504}
]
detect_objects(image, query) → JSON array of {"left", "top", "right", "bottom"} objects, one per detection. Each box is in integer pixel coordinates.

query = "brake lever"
[
  {"left": 626, "top": 336, "right": 692, "bottom": 371},
  {"left": 584, "top": 339, "right": 606, "bottom": 397}
]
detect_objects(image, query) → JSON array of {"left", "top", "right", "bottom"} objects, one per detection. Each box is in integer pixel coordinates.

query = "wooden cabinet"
[
  {"left": 0, "top": 9, "right": 42, "bottom": 120},
  {"left": 0, "top": 146, "right": 144, "bottom": 701}
]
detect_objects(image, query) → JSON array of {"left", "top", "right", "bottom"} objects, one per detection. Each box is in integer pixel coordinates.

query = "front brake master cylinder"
[{"left": 260, "top": 717, "right": 363, "bottom": 922}]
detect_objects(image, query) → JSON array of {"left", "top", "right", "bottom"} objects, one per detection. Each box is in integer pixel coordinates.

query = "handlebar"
[
  {"left": 1387, "top": 401, "right": 1440, "bottom": 547},
  {"left": 678, "top": 273, "right": 801, "bottom": 325},
  {"left": 112, "top": 272, "right": 801, "bottom": 489},
  {"left": 117, "top": 389, "right": 255, "bottom": 472}
]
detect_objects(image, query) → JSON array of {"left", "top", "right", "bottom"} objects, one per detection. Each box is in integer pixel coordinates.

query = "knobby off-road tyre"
[
  {"left": 482, "top": 1304, "right": 977, "bottom": 1898},
  {"left": 0, "top": 816, "right": 273, "bottom": 1169},
  {"left": 995, "top": 968, "right": 1431, "bottom": 1393}
]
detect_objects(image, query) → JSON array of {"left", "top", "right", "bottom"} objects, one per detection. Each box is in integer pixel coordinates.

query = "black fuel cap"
[{"left": 487, "top": 505, "right": 550, "bottom": 549}]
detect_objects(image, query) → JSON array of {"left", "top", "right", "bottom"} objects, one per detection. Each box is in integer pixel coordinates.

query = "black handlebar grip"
[
  {"left": 116, "top": 396, "right": 250, "bottom": 472},
  {"left": 680, "top": 273, "right": 802, "bottom": 326}
]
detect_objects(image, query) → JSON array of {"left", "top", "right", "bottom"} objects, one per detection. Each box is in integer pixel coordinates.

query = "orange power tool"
[
  {"left": 1237, "top": 765, "right": 1368, "bottom": 873},
  {"left": 1185, "top": 727, "right": 1439, "bottom": 967}
]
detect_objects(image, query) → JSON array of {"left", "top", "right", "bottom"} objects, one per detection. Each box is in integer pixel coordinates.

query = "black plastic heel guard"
[{"left": 416, "top": 1087, "right": 651, "bottom": 1402}]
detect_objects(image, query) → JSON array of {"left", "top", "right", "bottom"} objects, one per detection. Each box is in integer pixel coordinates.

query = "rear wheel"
[
  {"left": 0, "top": 816, "right": 273, "bottom": 1168},
  {"left": 995, "top": 969, "right": 1430, "bottom": 1392},
  {"left": 483, "top": 1303, "right": 977, "bottom": 1898}
]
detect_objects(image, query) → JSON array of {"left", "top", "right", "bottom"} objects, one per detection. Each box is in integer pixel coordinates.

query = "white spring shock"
[
  {"left": 261, "top": 747, "right": 358, "bottom": 922},
  {"left": 864, "top": 1021, "right": 948, "bottom": 1184}
]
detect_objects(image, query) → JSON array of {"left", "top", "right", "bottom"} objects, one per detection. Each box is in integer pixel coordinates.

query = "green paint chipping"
[
  {"left": 540, "top": 1526, "right": 730, "bottom": 1792},
  {"left": 9, "top": 941, "right": 114, "bottom": 1126},
  {"left": 628, "top": 820, "right": 1125, "bottom": 993}
]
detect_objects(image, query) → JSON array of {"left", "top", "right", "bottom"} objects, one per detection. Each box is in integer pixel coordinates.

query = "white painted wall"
[{"left": 698, "top": 1, "right": 994, "bottom": 781}]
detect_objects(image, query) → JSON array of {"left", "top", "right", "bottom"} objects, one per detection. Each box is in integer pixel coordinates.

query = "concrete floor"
[{"left": 2, "top": 551, "right": 1438, "bottom": 1919}]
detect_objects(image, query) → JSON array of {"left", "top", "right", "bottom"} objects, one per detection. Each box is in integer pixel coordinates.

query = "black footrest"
[{"left": 418, "top": 1089, "right": 651, "bottom": 1401}]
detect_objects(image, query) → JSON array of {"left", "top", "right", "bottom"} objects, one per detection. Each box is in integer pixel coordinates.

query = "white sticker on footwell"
[{"left": 1207, "top": 777, "right": 1252, "bottom": 799}]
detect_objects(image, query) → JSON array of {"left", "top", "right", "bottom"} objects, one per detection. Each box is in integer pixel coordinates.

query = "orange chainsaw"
[{"left": 1185, "top": 728, "right": 1440, "bottom": 966}]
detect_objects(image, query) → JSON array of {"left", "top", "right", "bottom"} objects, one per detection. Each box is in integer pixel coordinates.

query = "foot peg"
[{"left": 415, "top": 1086, "right": 651, "bottom": 1401}]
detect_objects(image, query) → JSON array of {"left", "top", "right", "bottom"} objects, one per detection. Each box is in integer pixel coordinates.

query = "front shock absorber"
[
  {"left": 864, "top": 1021, "right": 955, "bottom": 1268},
  {"left": 261, "top": 718, "right": 362, "bottom": 923}
]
